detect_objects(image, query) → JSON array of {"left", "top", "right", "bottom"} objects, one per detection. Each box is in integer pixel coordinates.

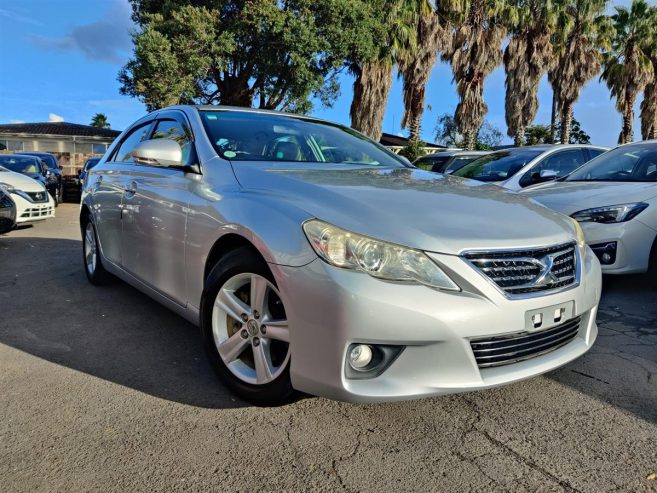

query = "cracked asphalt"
[{"left": 1, "top": 204, "right": 656, "bottom": 492}]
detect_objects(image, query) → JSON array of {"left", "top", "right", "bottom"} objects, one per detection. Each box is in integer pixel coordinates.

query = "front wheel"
[{"left": 200, "top": 247, "right": 295, "bottom": 406}]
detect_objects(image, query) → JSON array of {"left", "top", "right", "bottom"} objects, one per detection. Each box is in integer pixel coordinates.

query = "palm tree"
[
  {"left": 600, "top": 0, "right": 653, "bottom": 144},
  {"left": 90, "top": 113, "right": 110, "bottom": 129},
  {"left": 550, "top": 0, "right": 609, "bottom": 144},
  {"left": 639, "top": 6, "right": 657, "bottom": 140},
  {"left": 443, "top": 0, "right": 507, "bottom": 150},
  {"left": 398, "top": 5, "right": 451, "bottom": 142},
  {"left": 350, "top": 0, "right": 418, "bottom": 141},
  {"left": 504, "top": 0, "right": 560, "bottom": 146}
]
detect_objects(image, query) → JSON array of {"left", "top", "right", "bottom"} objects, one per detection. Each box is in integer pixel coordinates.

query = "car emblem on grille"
[
  {"left": 35, "top": 193, "right": 43, "bottom": 200},
  {"left": 532, "top": 253, "right": 560, "bottom": 287}
]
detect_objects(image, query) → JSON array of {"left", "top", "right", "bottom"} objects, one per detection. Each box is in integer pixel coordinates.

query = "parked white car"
[
  {"left": 452, "top": 144, "right": 608, "bottom": 190},
  {"left": 0, "top": 166, "right": 55, "bottom": 224},
  {"left": 523, "top": 141, "right": 657, "bottom": 277}
]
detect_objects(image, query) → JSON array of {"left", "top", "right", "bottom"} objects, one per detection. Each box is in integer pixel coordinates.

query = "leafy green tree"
[
  {"left": 600, "top": 0, "right": 654, "bottom": 144},
  {"left": 90, "top": 113, "right": 110, "bottom": 129},
  {"left": 119, "top": 0, "right": 369, "bottom": 112},
  {"left": 399, "top": 138, "right": 427, "bottom": 161},
  {"left": 639, "top": 4, "right": 657, "bottom": 140},
  {"left": 434, "top": 113, "right": 503, "bottom": 149},
  {"left": 524, "top": 124, "right": 553, "bottom": 145},
  {"left": 566, "top": 118, "right": 592, "bottom": 144}
]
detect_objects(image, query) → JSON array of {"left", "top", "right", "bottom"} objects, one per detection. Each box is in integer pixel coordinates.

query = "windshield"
[
  {"left": 444, "top": 156, "right": 483, "bottom": 174},
  {"left": 452, "top": 149, "right": 543, "bottom": 181},
  {"left": 413, "top": 155, "right": 450, "bottom": 171},
  {"left": 0, "top": 156, "right": 41, "bottom": 175},
  {"left": 200, "top": 110, "right": 406, "bottom": 167},
  {"left": 567, "top": 143, "right": 657, "bottom": 182}
]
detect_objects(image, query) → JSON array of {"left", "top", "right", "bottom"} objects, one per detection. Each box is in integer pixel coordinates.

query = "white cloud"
[
  {"left": 30, "top": 0, "right": 133, "bottom": 65},
  {"left": 9, "top": 119, "right": 25, "bottom": 124},
  {"left": 48, "top": 113, "right": 64, "bottom": 122}
]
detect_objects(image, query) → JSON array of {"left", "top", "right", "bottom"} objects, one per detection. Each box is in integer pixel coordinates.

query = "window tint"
[
  {"left": 114, "top": 123, "right": 152, "bottom": 162},
  {"left": 151, "top": 119, "right": 194, "bottom": 165},
  {"left": 567, "top": 142, "right": 657, "bottom": 182},
  {"left": 200, "top": 111, "right": 405, "bottom": 167},
  {"left": 452, "top": 149, "right": 543, "bottom": 182},
  {"left": 537, "top": 149, "right": 588, "bottom": 176},
  {"left": 587, "top": 148, "right": 606, "bottom": 160}
]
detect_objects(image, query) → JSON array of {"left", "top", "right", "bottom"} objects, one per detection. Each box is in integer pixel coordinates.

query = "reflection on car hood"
[
  {"left": 521, "top": 181, "right": 657, "bottom": 215},
  {"left": 0, "top": 169, "right": 45, "bottom": 192},
  {"left": 232, "top": 163, "right": 576, "bottom": 254}
]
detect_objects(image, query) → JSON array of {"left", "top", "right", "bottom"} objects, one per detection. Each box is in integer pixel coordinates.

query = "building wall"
[{"left": 0, "top": 135, "right": 116, "bottom": 176}]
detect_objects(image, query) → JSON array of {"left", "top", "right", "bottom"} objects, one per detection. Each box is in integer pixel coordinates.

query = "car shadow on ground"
[
  {"left": 0, "top": 236, "right": 248, "bottom": 409},
  {"left": 547, "top": 274, "right": 657, "bottom": 424},
  {"left": 1, "top": 236, "right": 656, "bottom": 420}
]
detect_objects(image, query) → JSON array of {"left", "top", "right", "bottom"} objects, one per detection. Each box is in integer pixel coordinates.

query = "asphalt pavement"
[{"left": 1, "top": 204, "right": 656, "bottom": 492}]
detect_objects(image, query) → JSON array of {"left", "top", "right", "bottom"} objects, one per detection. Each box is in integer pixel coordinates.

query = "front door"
[{"left": 120, "top": 114, "right": 196, "bottom": 306}]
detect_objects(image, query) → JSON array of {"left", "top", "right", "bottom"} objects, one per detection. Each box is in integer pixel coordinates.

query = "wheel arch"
[{"left": 203, "top": 233, "right": 267, "bottom": 284}]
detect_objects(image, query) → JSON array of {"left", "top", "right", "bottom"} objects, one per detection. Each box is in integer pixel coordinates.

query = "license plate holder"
[{"left": 525, "top": 301, "right": 575, "bottom": 331}]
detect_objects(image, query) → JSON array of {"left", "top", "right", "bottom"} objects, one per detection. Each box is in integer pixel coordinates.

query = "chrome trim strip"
[
  {"left": 475, "top": 334, "right": 579, "bottom": 368},
  {"left": 460, "top": 242, "right": 581, "bottom": 300}
]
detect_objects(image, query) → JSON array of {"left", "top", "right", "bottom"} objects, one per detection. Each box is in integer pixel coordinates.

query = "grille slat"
[
  {"left": 463, "top": 243, "right": 578, "bottom": 296},
  {"left": 470, "top": 316, "right": 581, "bottom": 368}
]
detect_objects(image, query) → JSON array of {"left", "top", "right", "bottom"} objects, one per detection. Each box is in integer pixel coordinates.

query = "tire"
[
  {"left": 200, "top": 247, "right": 296, "bottom": 406},
  {"left": 81, "top": 217, "right": 111, "bottom": 285},
  {"left": 648, "top": 238, "right": 657, "bottom": 288}
]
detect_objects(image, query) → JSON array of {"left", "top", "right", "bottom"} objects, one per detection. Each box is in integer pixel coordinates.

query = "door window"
[
  {"left": 520, "top": 149, "right": 588, "bottom": 187},
  {"left": 151, "top": 119, "right": 194, "bottom": 165},
  {"left": 113, "top": 123, "right": 153, "bottom": 163}
]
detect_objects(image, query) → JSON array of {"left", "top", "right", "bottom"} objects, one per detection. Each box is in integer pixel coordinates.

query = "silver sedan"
[{"left": 81, "top": 106, "right": 602, "bottom": 405}]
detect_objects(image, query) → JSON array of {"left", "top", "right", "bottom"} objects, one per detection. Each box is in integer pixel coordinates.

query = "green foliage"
[
  {"left": 120, "top": 0, "right": 377, "bottom": 112},
  {"left": 525, "top": 118, "right": 591, "bottom": 144},
  {"left": 434, "top": 113, "right": 503, "bottom": 150},
  {"left": 90, "top": 113, "right": 110, "bottom": 129},
  {"left": 398, "top": 138, "right": 427, "bottom": 162},
  {"left": 524, "top": 124, "right": 553, "bottom": 145}
]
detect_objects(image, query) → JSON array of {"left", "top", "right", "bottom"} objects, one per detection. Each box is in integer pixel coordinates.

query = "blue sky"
[{"left": 0, "top": 0, "right": 636, "bottom": 147}]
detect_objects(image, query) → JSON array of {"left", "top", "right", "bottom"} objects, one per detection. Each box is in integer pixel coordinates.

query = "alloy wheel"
[
  {"left": 84, "top": 222, "right": 97, "bottom": 275},
  {"left": 211, "top": 273, "right": 290, "bottom": 385}
]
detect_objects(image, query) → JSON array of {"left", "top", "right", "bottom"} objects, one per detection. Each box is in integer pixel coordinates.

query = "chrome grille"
[
  {"left": 462, "top": 243, "right": 578, "bottom": 296},
  {"left": 470, "top": 316, "right": 581, "bottom": 368}
]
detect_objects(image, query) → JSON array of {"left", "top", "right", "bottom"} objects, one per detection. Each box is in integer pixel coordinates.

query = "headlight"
[
  {"left": 302, "top": 219, "right": 460, "bottom": 291},
  {"left": 0, "top": 182, "right": 15, "bottom": 193},
  {"left": 568, "top": 217, "right": 587, "bottom": 257},
  {"left": 571, "top": 203, "right": 648, "bottom": 224}
]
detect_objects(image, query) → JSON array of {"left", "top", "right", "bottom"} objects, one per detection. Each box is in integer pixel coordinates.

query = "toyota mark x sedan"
[{"left": 80, "top": 106, "right": 601, "bottom": 405}]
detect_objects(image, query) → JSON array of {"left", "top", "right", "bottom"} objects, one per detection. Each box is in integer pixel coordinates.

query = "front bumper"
[
  {"left": 12, "top": 192, "right": 55, "bottom": 223},
  {"left": 272, "top": 247, "right": 601, "bottom": 403},
  {"left": 581, "top": 220, "right": 656, "bottom": 274}
]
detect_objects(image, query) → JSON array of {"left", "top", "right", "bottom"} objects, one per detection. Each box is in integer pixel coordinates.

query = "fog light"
[
  {"left": 348, "top": 344, "right": 373, "bottom": 370},
  {"left": 602, "top": 252, "right": 611, "bottom": 263}
]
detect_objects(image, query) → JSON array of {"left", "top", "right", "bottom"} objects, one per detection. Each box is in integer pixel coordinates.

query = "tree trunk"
[
  {"left": 560, "top": 102, "right": 573, "bottom": 144},
  {"left": 550, "top": 92, "right": 558, "bottom": 144},
  {"left": 408, "top": 111, "right": 421, "bottom": 143},
  {"left": 620, "top": 109, "right": 634, "bottom": 144},
  {"left": 221, "top": 76, "right": 254, "bottom": 107},
  {"left": 464, "top": 131, "right": 477, "bottom": 151},
  {"left": 514, "top": 127, "right": 525, "bottom": 147},
  {"left": 350, "top": 62, "right": 394, "bottom": 142}
]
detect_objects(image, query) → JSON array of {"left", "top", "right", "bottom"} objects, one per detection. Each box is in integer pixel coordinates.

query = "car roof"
[
  {"left": 17, "top": 151, "right": 56, "bottom": 157},
  {"left": 0, "top": 154, "right": 40, "bottom": 161}
]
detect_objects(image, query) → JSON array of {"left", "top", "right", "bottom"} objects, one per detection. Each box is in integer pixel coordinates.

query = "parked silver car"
[
  {"left": 81, "top": 106, "right": 602, "bottom": 405},
  {"left": 452, "top": 144, "right": 608, "bottom": 190}
]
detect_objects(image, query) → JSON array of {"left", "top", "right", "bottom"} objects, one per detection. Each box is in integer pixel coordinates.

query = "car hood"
[
  {"left": 521, "top": 181, "right": 657, "bottom": 215},
  {"left": 0, "top": 169, "right": 45, "bottom": 192},
  {"left": 231, "top": 163, "right": 577, "bottom": 255}
]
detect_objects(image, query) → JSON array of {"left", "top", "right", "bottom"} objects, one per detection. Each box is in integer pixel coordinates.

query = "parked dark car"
[
  {"left": 0, "top": 189, "right": 17, "bottom": 234},
  {"left": 79, "top": 157, "right": 101, "bottom": 189},
  {"left": 18, "top": 152, "right": 63, "bottom": 202},
  {"left": 413, "top": 151, "right": 461, "bottom": 172},
  {"left": 0, "top": 154, "right": 59, "bottom": 206}
]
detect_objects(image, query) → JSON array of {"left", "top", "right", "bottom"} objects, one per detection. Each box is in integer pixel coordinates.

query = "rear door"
[{"left": 120, "top": 111, "right": 196, "bottom": 305}]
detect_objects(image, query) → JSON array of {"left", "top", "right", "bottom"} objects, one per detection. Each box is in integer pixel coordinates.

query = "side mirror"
[
  {"left": 539, "top": 169, "right": 558, "bottom": 180},
  {"left": 132, "top": 139, "right": 182, "bottom": 168}
]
